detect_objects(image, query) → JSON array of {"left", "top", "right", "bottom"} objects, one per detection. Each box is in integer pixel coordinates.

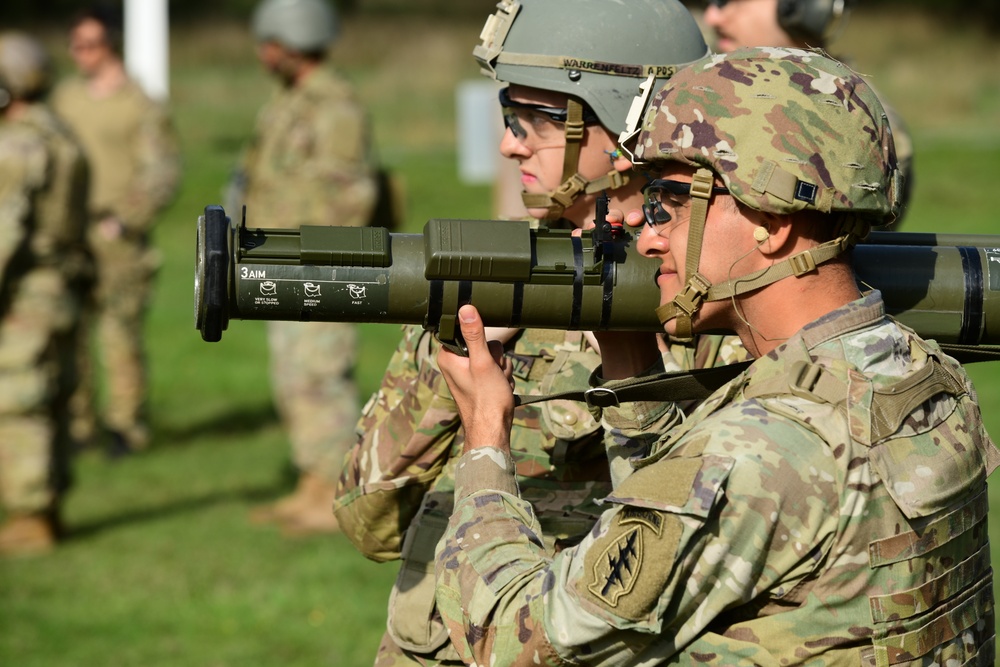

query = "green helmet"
[
  {"left": 252, "top": 0, "right": 338, "bottom": 53},
  {"left": 474, "top": 0, "right": 709, "bottom": 219},
  {"left": 476, "top": 0, "right": 708, "bottom": 135},
  {"left": 0, "top": 31, "right": 52, "bottom": 105},
  {"left": 634, "top": 47, "right": 902, "bottom": 340}
]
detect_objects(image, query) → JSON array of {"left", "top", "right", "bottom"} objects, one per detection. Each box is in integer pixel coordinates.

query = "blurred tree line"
[{"left": 5, "top": 0, "right": 999, "bottom": 29}]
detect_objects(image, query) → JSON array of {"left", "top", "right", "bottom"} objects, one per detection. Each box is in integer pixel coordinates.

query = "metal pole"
[{"left": 124, "top": 0, "right": 169, "bottom": 100}]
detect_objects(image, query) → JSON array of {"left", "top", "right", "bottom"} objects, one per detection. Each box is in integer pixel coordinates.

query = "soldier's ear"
[{"left": 750, "top": 213, "right": 794, "bottom": 258}]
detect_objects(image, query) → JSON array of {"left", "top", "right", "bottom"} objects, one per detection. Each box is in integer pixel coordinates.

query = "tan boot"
[
  {"left": 248, "top": 472, "right": 319, "bottom": 526},
  {"left": 0, "top": 511, "right": 59, "bottom": 557},
  {"left": 278, "top": 472, "right": 340, "bottom": 536}
]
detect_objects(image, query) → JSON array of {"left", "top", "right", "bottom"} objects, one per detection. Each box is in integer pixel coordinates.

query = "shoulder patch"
[{"left": 580, "top": 505, "right": 681, "bottom": 622}]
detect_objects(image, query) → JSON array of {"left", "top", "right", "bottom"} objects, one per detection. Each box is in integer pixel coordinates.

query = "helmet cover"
[{"left": 634, "top": 46, "right": 901, "bottom": 224}]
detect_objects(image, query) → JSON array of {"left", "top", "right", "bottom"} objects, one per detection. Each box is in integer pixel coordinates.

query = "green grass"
[{"left": 3, "top": 9, "right": 1000, "bottom": 666}]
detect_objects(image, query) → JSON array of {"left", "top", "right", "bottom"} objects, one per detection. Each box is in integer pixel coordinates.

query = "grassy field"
[{"left": 2, "top": 8, "right": 1000, "bottom": 666}]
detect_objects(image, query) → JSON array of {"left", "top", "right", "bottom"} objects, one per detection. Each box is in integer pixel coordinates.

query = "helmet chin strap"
[
  {"left": 520, "top": 98, "right": 630, "bottom": 220},
  {"left": 654, "top": 168, "right": 867, "bottom": 342},
  {"left": 654, "top": 168, "right": 715, "bottom": 342}
]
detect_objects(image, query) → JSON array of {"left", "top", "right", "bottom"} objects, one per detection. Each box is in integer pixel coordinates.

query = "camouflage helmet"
[
  {"left": 634, "top": 47, "right": 902, "bottom": 341},
  {"left": 634, "top": 46, "right": 901, "bottom": 224},
  {"left": 252, "top": 0, "right": 338, "bottom": 53},
  {"left": 0, "top": 31, "right": 53, "bottom": 104},
  {"left": 475, "top": 0, "right": 709, "bottom": 136}
]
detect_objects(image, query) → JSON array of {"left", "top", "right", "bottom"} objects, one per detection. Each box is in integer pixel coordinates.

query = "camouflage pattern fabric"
[
  {"left": 240, "top": 66, "right": 376, "bottom": 230},
  {"left": 242, "top": 66, "right": 377, "bottom": 484},
  {"left": 435, "top": 292, "right": 999, "bottom": 665},
  {"left": 633, "top": 46, "right": 901, "bottom": 222},
  {"left": 335, "top": 323, "right": 745, "bottom": 666},
  {"left": 873, "top": 85, "right": 915, "bottom": 218},
  {"left": 0, "top": 104, "right": 88, "bottom": 514},
  {"left": 51, "top": 76, "right": 179, "bottom": 445},
  {"left": 822, "top": 53, "right": 915, "bottom": 218}
]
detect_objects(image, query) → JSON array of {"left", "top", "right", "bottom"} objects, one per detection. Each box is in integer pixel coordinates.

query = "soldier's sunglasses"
[
  {"left": 642, "top": 178, "right": 729, "bottom": 229},
  {"left": 498, "top": 87, "right": 599, "bottom": 141}
]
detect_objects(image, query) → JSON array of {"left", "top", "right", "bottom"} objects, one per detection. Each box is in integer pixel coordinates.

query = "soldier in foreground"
[
  {"left": 700, "top": 0, "right": 914, "bottom": 217},
  {"left": 0, "top": 33, "right": 90, "bottom": 556},
  {"left": 333, "top": 1, "right": 745, "bottom": 664},
  {"left": 239, "top": 0, "right": 379, "bottom": 534},
  {"left": 435, "top": 48, "right": 997, "bottom": 664},
  {"left": 52, "top": 5, "right": 180, "bottom": 455}
]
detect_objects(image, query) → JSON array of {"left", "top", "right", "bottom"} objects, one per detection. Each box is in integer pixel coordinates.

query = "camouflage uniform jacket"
[
  {"left": 335, "top": 323, "right": 613, "bottom": 655},
  {"left": 0, "top": 105, "right": 89, "bottom": 298},
  {"left": 51, "top": 76, "right": 178, "bottom": 235},
  {"left": 0, "top": 127, "right": 37, "bottom": 284},
  {"left": 435, "top": 291, "right": 999, "bottom": 666},
  {"left": 242, "top": 66, "right": 376, "bottom": 230},
  {"left": 337, "top": 319, "right": 745, "bottom": 657}
]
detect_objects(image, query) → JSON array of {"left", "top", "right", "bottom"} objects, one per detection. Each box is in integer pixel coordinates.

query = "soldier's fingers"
[
  {"left": 458, "top": 305, "right": 492, "bottom": 367},
  {"left": 624, "top": 209, "right": 645, "bottom": 228},
  {"left": 501, "top": 353, "right": 515, "bottom": 389},
  {"left": 607, "top": 208, "right": 625, "bottom": 226},
  {"left": 487, "top": 339, "right": 505, "bottom": 367}
]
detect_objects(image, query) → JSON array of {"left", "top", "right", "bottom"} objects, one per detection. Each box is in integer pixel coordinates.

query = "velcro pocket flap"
[{"left": 869, "top": 394, "right": 990, "bottom": 519}]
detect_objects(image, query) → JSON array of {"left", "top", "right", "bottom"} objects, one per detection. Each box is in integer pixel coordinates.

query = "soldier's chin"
[{"left": 526, "top": 206, "right": 555, "bottom": 221}]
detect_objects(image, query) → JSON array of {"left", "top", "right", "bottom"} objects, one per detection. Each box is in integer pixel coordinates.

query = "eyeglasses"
[
  {"left": 498, "top": 87, "right": 599, "bottom": 145},
  {"left": 641, "top": 178, "right": 729, "bottom": 232},
  {"left": 69, "top": 39, "right": 106, "bottom": 53}
]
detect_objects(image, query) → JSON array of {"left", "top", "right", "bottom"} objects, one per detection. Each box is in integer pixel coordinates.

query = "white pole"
[
  {"left": 456, "top": 80, "right": 503, "bottom": 184},
  {"left": 124, "top": 0, "right": 169, "bottom": 101}
]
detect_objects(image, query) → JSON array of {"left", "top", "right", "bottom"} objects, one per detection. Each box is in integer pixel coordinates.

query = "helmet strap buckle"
[{"left": 673, "top": 273, "right": 711, "bottom": 316}]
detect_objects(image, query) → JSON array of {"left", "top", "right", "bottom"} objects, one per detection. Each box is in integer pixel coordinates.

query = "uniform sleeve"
[
  {"left": 333, "top": 325, "right": 461, "bottom": 562},
  {"left": 117, "top": 98, "right": 180, "bottom": 232},
  {"left": 435, "top": 409, "right": 842, "bottom": 666}
]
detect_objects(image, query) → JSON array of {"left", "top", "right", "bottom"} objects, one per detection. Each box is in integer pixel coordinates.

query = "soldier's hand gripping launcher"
[{"left": 195, "top": 204, "right": 1000, "bottom": 359}]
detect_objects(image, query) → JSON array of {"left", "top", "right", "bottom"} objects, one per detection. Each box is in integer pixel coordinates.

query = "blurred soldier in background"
[
  {"left": 236, "top": 0, "right": 379, "bottom": 535},
  {"left": 698, "top": 0, "right": 914, "bottom": 219},
  {"left": 51, "top": 5, "right": 180, "bottom": 456},
  {"left": 333, "top": 1, "right": 745, "bottom": 664},
  {"left": 0, "top": 32, "right": 90, "bottom": 556}
]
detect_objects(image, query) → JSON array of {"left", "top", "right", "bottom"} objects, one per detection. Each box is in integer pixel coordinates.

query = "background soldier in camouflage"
[
  {"left": 52, "top": 5, "right": 180, "bottom": 455},
  {"left": 0, "top": 32, "right": 90, "bottom": 556},
  {"left": 434, "top": 48, "right": 997, "bottom": 665},
  {"left": 238, "top": 0, "right": 379, "bottom": 534},
  {"left": 334, "top": 1, "right": 745, "bottom": 665},
  {"left": 699, "top": 0, "right": 915, "bottom": 219}
]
